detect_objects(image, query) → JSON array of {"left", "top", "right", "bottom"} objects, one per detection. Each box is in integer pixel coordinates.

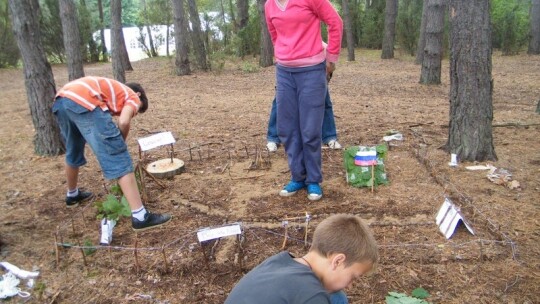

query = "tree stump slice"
[{"left": 146, "top": 158, "right": 185, "bottom": 179}]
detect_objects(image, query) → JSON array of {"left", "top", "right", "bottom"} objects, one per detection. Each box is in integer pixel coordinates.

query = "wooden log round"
[{"left": 146, "top": 158, "right": 185, "bottom": 179}]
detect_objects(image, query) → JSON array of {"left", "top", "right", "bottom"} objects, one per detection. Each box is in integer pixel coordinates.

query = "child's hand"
[{"left": 326, "top": 62, "right": 335, "bottom": 82}]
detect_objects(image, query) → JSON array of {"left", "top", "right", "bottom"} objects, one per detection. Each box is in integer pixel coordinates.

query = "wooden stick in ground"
[
  {"left": 54, "top": 232, "right": 60, "bottom": 268},
  {"left": 134, "top": 235, "right": 140, "bottom": 274},
  {"left": 304, "top": 213, "right": 310, "bottom": 248},
  {"left": 141, "top": 166, "right": 167, "bottom": 189},
  {"left": 161, "top": 245, "right": 169, "bottom": 273},
  {"left": 188, "top": 143, "right": 193, "bottom": 161},
  {"left": 371, "top": 164, "right": 375, "bottom": 193},
  {"left": 170, "top": 143, "right": 174, "bottom": 163},
  {"left": 281, "top": 220, "right": 289, "bottom": 250},
  {"left": 77, "top": 240, "right": 87, "bottom": 268},
  {"left": 200, "top": 242, "right": 211, "bottom": 271}
]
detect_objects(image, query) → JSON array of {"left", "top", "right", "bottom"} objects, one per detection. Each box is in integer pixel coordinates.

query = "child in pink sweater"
[{"left": 265, "top": 0, "right": 343, "bottom": 200}]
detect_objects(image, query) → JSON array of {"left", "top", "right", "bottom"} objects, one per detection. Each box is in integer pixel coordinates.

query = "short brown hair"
[
  {"left": 126, "top": 82, "right": 148, "bottom": 113},
  {"left": 310, "top": 214, "right": 378, "bottom": 266}
]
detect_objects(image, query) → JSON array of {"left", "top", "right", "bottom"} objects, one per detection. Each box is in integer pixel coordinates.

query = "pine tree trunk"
[
  {"left": 187, "top": 0, "right": 208, "bottom": 71},
  {"left": 381, "top": 0, "right": 397, "bottom": 59},
  {"left": 219, "top": 0, "right": 228, "bottom": 46},
  {"left": 446, "top": 0, "right": 496, "bottom": 161},
  {"left": 172, "top": 0, "right": 191, "bottom": 75},
  {"left": 59, "top": 0, "right": 84, "bottom": 81},
  {"left": 342, "top": 0, "right": 355, "bottom": 61},
  {"left": 8, "top": 0, "right": 64, "bottom": 156},
  {"left": 420, "top": 0, "right": 444, "bottom": 85},
  {"left": 236, "top": 0, "right": 248, "bottom": 29},
  {"left": 111, "top": 0, "right": 125, "bottom": 82},
  {"left": 257, "top": 0, "right": 273, "bottom": 67},
  {"left": 111, "top": 0, "right": 132, "bottom": 75},
  {"left": 415, "top": 0, "right": 428, "bottom": 64},
  {"left": 97, "top": 0, "right": 108, "bottom": 61},
  {"left": 529, "top": 0, "right": 540, "bottom": 54},
  {"left": 141, "top": 0, "right": 157, "bottom": 57}
]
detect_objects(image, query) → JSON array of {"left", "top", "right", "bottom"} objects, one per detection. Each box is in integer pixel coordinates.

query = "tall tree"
[
  {"left": 529, "top": 0, "right": 540, "bottom": 54},
  {"left": 236, "top": 0, "right": 249, "bottom": 57},
  {"left": 415, "top": 0, "right": 428, "bottom": 64},
  {"left": 59, "top": 0, "right": 85, "bottom": 80},
  {"left": 8, "top": 0, "right": 64, "bottom": 155},
  {"left": 140, "top": 0, "right": 158, "bottom": 57},
  {"left": 187, "top": 0, "right": 209, "bottom": 70},
  {"left": 172, "top": 0, "right": 191, "bottom": 75},
  {"left": 111, "top": 0, "right": 132, "bottom": 78},
  {"left": 111, "top": 0, "right": 126, "bottom": 82},
  {"left": 97, "top": 0, "right": 108, "bottom": 61},
  {"left": 446, "top": 0, "right": 496, "bottom": 161},
  {"left": 79, "top": 0, "right": 99, "bottom": 63},
  {"left": 0, "top": 0, "right": 20, "bottom": 67},
  {"left": 419, "top": 0, "right": 444, "bottom": 84},
  {"left": 257, "top": 0, "right": 273, "bottom": 67},
  {"left": 381, "top": 0, "right": 398, "bottom": 59},
  {"left": 342, "top": 0, "right": 355, "bottom": 61}
]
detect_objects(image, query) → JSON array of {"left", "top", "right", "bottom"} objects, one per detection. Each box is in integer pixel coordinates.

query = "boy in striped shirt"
[{"left": 53, "top": 76, "right": 171, "bottom": 231}]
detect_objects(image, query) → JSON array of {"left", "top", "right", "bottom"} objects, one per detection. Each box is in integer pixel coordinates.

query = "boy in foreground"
[{"left": 225, "top": 214, "right": 378, "bottom": 304}]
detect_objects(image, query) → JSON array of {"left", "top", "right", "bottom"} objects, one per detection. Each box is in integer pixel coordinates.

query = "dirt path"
[{"left": 0, "top": 51, "right": 539, "bottom": 303}]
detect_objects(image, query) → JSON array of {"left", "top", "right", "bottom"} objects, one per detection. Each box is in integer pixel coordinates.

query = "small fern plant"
[{"left": 94, "top": 194, "right": 131, "bottom": 222}]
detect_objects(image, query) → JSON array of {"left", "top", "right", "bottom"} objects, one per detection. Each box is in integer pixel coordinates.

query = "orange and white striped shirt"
[{"left": 56, "top": 76, "right": 141, "bottom": 116}]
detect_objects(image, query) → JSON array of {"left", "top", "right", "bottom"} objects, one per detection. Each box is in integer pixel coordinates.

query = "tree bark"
[
  {"left": 419, "top": 0, "right": 444, "bottom": 84},
  {"left": 172, "top": 0, "right": 191, "bottom": 75},
  {"left": 381, "top": 0, "right": 397, "bottom": 59},
  {"left": 59, "top": 0, "right": 84, "bottom": 81},
  {"left": 8, "top": 0, "right": 64, "bottom": 156},
  {"left": 111, "top": 0, "right": 126, "bottom": 82},
  {"left": 141, "top": 0, "right": 157, "bottom": 57},
  {"left": 446, "top": 0, "right": 496, "bottom": 161},
  {"left": 342, "top": 0, "right": 355, "bottom": 61},
  {"left": 219, "top": 0, "right": 228, "bottom": 46},
  {"left": 257, "top": 0, "right": 273, "bottom": 67},
  {"left": 111, "top": 0, "right": 132, "bottom": 76},
  {"left": 236, "top": 0, "right": 249, "bottom": 57},
  {"left": 415, "top": 0, "right": 428, "bottom": 64},
  {"left": 187, "top": 0, "right": 209, "bottom": 70},
  {"left": 529, "top": 0, "right": 540, "bottom": 54},
  {"left": 97, "top": 0, "right": 108, "bottom": 61}
]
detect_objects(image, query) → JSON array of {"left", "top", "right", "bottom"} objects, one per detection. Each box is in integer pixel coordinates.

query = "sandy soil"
[{"left": 0, "top": 50, "right": 539, "bottom": 303}]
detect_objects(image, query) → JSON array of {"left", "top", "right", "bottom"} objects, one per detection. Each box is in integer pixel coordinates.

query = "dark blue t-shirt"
[{"left": 225, "top": 251, "right": 330, "bottom": 304}]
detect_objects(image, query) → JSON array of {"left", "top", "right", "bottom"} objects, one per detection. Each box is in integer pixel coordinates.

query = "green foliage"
[
  {"left": 411, "top": 287, "right": 430, "bottom": 299},
  {"left": 385, "top": 291, "right": 430, "bottom": 304},
  {"left": 83, "top": 239, "right": 97, "bottom": 256},
  {"left": 39, "top": 0, "right": 65, "bottom": 63},
  {"left": 0, "top": 0, "right": 20, "bottom": 67},
  {"left": 396, "top": 0, "right": 423, "bottom": 56},
  {"left": 491, "top": 0, "right": 530, "bottom": 55},
  {"left": 241, "top": 61, "right": 259, "bottom": 73},
  {"left": 109, "top": 183, "right": 123, "bottom": 196},
  {"left": 34, "top": 281, "right": 46, "bottom": 299},
  {"left": 94, "top": 194, "right": 131, "bottom": 221},
  {"left": 360, "top": 0, "right": 385, "bottom": 49}
]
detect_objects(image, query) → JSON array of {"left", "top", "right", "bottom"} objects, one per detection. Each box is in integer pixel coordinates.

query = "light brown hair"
[{"left": 310, "top": 214, "right": 378, "bottom": 266}]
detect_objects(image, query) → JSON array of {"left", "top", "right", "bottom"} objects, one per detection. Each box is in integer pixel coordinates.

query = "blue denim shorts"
[{"left": 52, "top": 97, "right": 134, "bottom": 180}]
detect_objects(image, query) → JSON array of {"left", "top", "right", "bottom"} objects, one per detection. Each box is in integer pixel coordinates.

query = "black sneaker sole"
[
  {"left": 65, "top": 193, "right": 95, "bottom": 208},
  {"left": 132, "top": 215, "right": 172, "bottom": 232}
]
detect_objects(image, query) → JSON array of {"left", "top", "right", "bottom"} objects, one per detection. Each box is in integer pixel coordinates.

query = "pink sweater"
[{"left": 265, "top": 0, "right": 343, "bottom": 67}]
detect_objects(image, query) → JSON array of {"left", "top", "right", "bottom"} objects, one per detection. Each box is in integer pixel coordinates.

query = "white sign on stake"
[
  {"left": 137, "top": 131, "right": 176, "bottom": 152},
  {"left": 197, "top": 223, "right": 242, "bottom": 243},
  {"left": 436, "top": 198, "right": 475, "bottom": 239}
]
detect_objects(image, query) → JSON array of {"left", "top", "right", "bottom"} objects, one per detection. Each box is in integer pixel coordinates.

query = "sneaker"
[
  {"left": 132, "top": 212, "right": 172, "bottom": 231},
  {"left": 327, "top": 140, "right": 342, "bottom": 150},
  {"left": 65, "top": 190, "right": 94, "bottom": 208},
  {"left": 266, "top": 142, "right": 278, "bottom": 152},
  {"left": 279, "top": 180, "right": 306, "bottom": 197},
  {"left": 307, "top": 183, "right": 323, "bottom": 201}
]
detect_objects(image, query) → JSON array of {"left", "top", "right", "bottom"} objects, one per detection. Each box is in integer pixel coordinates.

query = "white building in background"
[{"left": 96, "top": 25, "right": 175, "bottom": 61}]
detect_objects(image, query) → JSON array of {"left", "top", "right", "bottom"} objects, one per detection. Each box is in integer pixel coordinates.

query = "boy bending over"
[{"left": 225, "top": 214, "right": 378, "bottom": 304}]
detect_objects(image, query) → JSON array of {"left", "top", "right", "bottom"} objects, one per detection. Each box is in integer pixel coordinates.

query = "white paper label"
[
  {"left": 137, "top": 131, "right": 176, "bottom": 151},
  {"left": 197, "top": 224, "right": 242, "bottom": 242}
]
